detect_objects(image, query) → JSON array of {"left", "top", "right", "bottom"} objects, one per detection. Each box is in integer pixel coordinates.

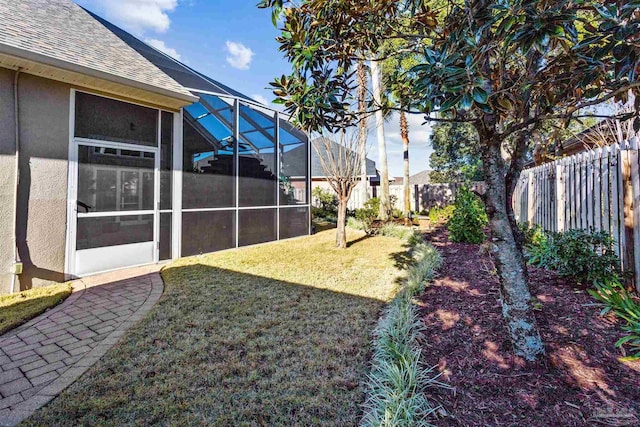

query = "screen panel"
[
  {"left": 181, "top": 210, "right": 236, "bottom": 256},
  {"left": 75, "top": 92, "right": 158, "bottom": 146},
  {"left": 239, "top": 209, "right": 277, "bottom": 247}
]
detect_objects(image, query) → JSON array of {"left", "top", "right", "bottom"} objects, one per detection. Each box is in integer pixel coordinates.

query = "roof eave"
[{"left": 0, "top": 43, "right": 198, "bottom": 106}]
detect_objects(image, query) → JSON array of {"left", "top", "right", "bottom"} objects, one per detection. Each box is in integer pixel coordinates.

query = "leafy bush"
[
  {"left": 312, "top": 187, "right": 338, "bottom": 218},
  {"left": 355, "top": 197, "right": 380, "bottom": 234},
  {"left": 526, "top": 228, "right": 620, "bottom": 285},
  {"left": 518, "top": 222, "right": 547, "bottom": 248},
  {"left": 588, "top": 277, "right": 640, "bottom": 360},
  {"left": 428, "top": 205, "right": 455, "bottom": 223},
  {"left": 392, "top": 208, "right": 404, "bottom": 219},
  {"left": 522, "top": 225, "right": 637, "bottom": 357},
  {"left": 346, "top": 216, "right": 365, "bottom": 231},
  {"left": 362, "top": 235, "right": 445, "bottom": 427},
  {"left": 447, "top": 187, "right": 488, "bottom": 243}
]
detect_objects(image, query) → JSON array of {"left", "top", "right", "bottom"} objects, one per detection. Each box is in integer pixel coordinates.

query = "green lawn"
[
  {"left": 0, "top": 283, "right": 72, "bottom": 335},
  {"left": 25, "top": 229, "right": 407, "bottom": 427}
]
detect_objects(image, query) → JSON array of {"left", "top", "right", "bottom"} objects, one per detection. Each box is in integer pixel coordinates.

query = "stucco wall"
[
  {"left": 0, "top": 68, "right": 17, "bottom": 294},
  {"left": 14, "top": 73, "right": 70, "bottom": 291}
]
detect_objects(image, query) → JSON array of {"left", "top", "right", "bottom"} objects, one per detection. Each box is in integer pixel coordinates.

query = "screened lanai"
[
  {"left": 181, "top": 92, "right": 310, "bottom": 256},
  {"left": 87, "top": 8, "right": 311, "bottom": 260}
]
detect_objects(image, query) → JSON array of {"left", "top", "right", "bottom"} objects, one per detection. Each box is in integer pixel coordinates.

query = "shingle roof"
[
  {"left": 90, "top": 11, "right": 255, "bottom": 103},
  {"left": 0, "top": 0, "right": 193, "bottom": 100},
  {"left": 311, "top": 137, "right": 377, "bottom": 177},
  {"left": 409, "top": 170, "right": 432, "bottom": 185}
]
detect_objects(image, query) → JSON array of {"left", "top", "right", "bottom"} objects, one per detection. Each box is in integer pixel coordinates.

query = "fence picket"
[
  {"left": 602, "top": 146, "right": 611, "bottom": 239},
  {"left": 586, "top": 151, "right": 594, "bottom": 230},
  {"left": 594, "top": 148, "right": 602, "bottom": 232},
  {"left": 513, "top": 140, "right": 640, "bottom": 288}
]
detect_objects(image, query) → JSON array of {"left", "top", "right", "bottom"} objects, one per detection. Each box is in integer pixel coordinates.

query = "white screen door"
[{"left": 73, "top": 143, "right": 158, "bottom": 276}]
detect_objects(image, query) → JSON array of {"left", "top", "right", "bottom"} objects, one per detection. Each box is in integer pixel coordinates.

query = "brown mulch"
[{"left": 420, "top": 226, "right": 640, "bottom": 427}]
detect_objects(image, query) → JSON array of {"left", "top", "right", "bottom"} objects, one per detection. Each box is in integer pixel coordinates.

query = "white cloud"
[
  {"left": 145, "top": 38, "right": 181, "bottom": 60},
  {"left": 225, "top": 41, "right": 254, "bottom": 70},
  {"left": 82, "top": 0, "right": 178, "bottom": 35},
  {"left": 251, "top": 94, "right": 269, "bottom": 105}
]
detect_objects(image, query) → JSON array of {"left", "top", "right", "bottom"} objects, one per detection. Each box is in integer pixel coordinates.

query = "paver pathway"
[{"left": 0, "top": 265, "right": 164, "bottom": 426}]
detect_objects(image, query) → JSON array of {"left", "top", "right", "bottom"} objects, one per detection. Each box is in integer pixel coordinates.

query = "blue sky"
[{"left": 75, "top": 0, "right": 433, "bottom": 177}]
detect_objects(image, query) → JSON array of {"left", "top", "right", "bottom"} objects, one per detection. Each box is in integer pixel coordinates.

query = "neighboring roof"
[
  {"left": 0, "top": 0, "right": 196, "bottom": 105},
  {"left": 311, "top": 137, "right": 376, "bottom": 178},
  {"left": 89, "top": 11, "right": 254, "bottom": 102},
  {"left": 525, "top": 118, "right": 619, "bottom": 167},
  {"left": 409, "top": 170, "right": 432, "bottom": 185}
]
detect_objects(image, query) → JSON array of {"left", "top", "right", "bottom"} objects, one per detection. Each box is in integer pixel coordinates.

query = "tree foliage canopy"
[
  {"left": 260, "top": 0, "right": 640, "bottom": 361},
  {"left": 429, "top": 122, "right": 483, "bottom": 183}
]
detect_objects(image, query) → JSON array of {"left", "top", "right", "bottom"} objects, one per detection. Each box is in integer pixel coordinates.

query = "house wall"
[
  {"left": 0, "top": 69, "right": 70, "bottom": 293},
  {"left": 0, "top": 68, "right": 17, "bottom": 294},
  {"left": 16, "top": 74, "right": 70, "bottom": 290}
]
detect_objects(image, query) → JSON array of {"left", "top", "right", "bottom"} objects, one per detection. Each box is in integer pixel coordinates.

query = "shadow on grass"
[
  {"left": 24, "top": 264, "right": 388, "bottom": 427},
  {"left": 346, "top": 234, "right": 372, "bottom": 248},
  {"left": 0, "top": 285, "right": 71, "bottom": 336},
  {"left": 389, "top": 249, "right": 415, "bottom": 271}
]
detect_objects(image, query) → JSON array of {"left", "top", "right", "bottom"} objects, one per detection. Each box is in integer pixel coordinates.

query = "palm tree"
[
  {"left": 356, "top": 60, "right": 369, "bottom": 205},
  {"left": 370, "top": 58, "right": 390, "bottom": 220},
  {"left": 399, "top": 110, "right": 411, "bottom": 223}
]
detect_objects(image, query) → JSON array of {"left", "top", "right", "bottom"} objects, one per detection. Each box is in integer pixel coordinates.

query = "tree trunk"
[
  {"left": 370, "top": 58, "right": 390, "bottom": 220},
  {"left": 336, "top": 196, "right": 348, "bottom": 249},
  {"left": 400, "top": 110, "right": 411, "bottom": 223},
  {"left": 357, "top": 60, "right": 369, "bottom": 204},
  {"left": 482, "top": 139, "right": 545, "bottom": 361}
]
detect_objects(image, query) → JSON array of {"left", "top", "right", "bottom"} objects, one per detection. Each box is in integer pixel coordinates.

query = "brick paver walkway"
[{"left": 0, "top": 266, "right": 164, "bottom": 426}]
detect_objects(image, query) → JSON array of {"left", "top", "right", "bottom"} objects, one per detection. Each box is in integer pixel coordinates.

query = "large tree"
[
  {"left": 261, "top": 0, "right": 640, "bottom": 361},
  {"left": 409, "top": 0, "right": 639, "bottom": 359}
]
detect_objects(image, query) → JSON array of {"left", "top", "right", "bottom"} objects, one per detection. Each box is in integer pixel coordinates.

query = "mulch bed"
[{"left": 419, "top": 225, "right": 640, "bottom": 427}]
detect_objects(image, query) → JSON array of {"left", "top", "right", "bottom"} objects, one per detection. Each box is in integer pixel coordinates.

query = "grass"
[
  {"left": 313, "top": 217, "right": 337, "bottom": 232},
  {"left": 25, "top": 229, "right": 407, "bottom": 427},
  {"left": 0, "top": 283, "right": 72, "bottom": 335}
]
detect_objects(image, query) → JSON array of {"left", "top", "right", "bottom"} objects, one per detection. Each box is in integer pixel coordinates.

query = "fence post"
[
  {"left": 629, "top": 137, "right": 640, "bottom": 292},
  {"left": 526, "top": 170, "right": 534, "bottom": 226},
  {"left": 556, "top": 161, "right": 565, "bottom": 232},
  {"left": 621, "top": 140, "right": 637, "bottom": 283}
]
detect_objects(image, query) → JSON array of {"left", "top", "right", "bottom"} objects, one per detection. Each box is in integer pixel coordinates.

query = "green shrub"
[
  {"left": 428, "top": 205, "right": 455, "bottom": 223},
  {"left": 526, "top": 228, "right": 620, "bottom": 285},
  {"left": 392, "top": 208, "right": 403, "bottom": 219},
  {"left": 588, "top": 277, "right": 640, "bottom": 360},
  {"left": 447, "top": 187, "right": 488, "bottom": 243},
  {"left": 522, "top": 226, "right": 637, "bottom": 358},
  {"left": 312, "top": 187, "right": 338, "bottom": 218},
  {"left": 518, "top": 222, "right": 546, "bottom": 247},
  {"left": 355, "top": 197, "right": 380, "bottom": 234},
  {"left": 346, "top": 216, "right": 365, "bottom": 231}
]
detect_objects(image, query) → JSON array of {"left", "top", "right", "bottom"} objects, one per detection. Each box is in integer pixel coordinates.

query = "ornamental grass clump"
[
  {"left": 379, "top": 223, "right": 416, "bottom": 241},
  {"left": 347, "top": 216, "right": 366, "bottom": 231},
  {"left": 362, "top": 233, "right": 446, "bottom": 427}
]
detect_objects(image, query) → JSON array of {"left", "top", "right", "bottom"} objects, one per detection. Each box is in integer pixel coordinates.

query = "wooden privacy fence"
[
  {"left": 412, "top": 182, "right": 487, "bottom": 213},
  {"left": 313, "top": 180, "right": 484, "bottom": 212},
  {"left": 513, "top": 137, "right": 640, "bottom": 290}
]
